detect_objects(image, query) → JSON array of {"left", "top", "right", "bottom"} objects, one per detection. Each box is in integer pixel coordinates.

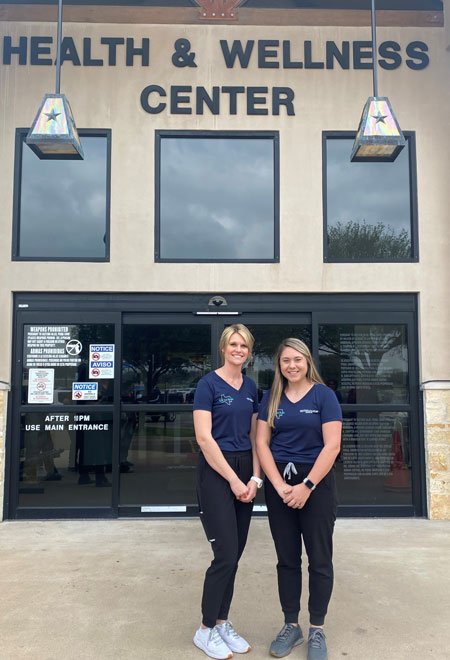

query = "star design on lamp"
[
  {"left": 26, "top": 94, "right": 84, "bottom": 160},
  {"left": 44, "top": 110, "right": 61, "bottom": 122},
  {"left": 372, "top": 112, "right": 387, "bottom": 124},
  {"left": 25, "top": 0, "right": 84, "bottom": 160},
  {"left": 351, "top": 97, "right": 406, "bottom": 162}
]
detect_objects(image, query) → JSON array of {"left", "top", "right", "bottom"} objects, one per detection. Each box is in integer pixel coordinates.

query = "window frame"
[
  {"left": 322, "top": 131, "right": 419, "bottom": 263},
  {"left": 154, "top": 129, "right": 280, "bottom": 263},
  {"left": 12, "top": 128, "right": 112, "bottom": 262}
]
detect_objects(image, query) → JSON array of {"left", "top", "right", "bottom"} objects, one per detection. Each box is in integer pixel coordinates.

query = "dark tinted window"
[
  {"left": 14, "top": 131, "right": 109, "bottom": 260},
  {"left": 319, "top": 323, "right": 409, "bottom": 404},
  {"left": 156, "top": 133, "right": 278, "bottom": 261},
  {"left": 324, "top": 135, "right": 417, "bottom": 262},
  {"left": 337, "top": 411, "right": 411, "bottom": 506}
]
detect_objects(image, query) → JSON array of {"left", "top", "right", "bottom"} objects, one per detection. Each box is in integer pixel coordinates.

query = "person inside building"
[
  {"left": 256, "top": 338, "right": 342, "bottom": 660},
  {"left": 193, "top": 324, "right": 261, "bottom": 659}
]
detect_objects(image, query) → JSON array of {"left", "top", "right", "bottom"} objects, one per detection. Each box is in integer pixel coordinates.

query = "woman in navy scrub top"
[
  {"left": 256, "top": 338, "right": 342, "bottom": 660},
  {"left": 193, "top": 324, "right": 261, "bottom": 660}
]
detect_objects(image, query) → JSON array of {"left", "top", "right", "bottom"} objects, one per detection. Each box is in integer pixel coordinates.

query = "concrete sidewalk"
[{"left": 0, "top": 518, "right": 449, "bottom": 660}]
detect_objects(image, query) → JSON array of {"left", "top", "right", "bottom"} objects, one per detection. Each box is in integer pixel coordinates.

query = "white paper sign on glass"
[{"left": 28, "top": 368, "right": 55, "bottom": 404}]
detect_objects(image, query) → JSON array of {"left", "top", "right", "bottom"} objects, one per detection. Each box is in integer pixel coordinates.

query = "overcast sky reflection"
[
  {"left": 19, "top": 136, "right": 107, "bottom": 258},
  {"left": 326, "top": 138, "right": 411, "bottom": 236},
  {"left": 159, "top": 137, "right": 275, "bottom": 260}
]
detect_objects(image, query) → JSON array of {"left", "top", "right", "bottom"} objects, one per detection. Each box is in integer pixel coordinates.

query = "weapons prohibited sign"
[{"left": 65, "top": 339, "right": 83, "bottom": 356}]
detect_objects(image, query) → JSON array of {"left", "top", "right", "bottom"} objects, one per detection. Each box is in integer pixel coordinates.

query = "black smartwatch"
[{"left": 303, "top": 477, "right": 316, "bottom": 491}]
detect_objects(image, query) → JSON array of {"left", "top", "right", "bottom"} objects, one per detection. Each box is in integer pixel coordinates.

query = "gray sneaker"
[
  {"left": 307, "top": 628, "right": 327, "bottom": 660},
  {"left": 270, "top": 623, "right": 304, "bottom": 658}
]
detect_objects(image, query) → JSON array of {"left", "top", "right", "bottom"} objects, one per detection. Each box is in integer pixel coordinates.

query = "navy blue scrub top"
[
  {"left": 193, "top": 371, "right": 259, "bottom": 452},
  {"left": 258, "top": 383, "right": 342, "bottom": 463}
]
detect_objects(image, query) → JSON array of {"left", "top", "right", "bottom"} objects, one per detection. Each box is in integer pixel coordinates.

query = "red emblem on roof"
[{"left": 195, "top": 0, "right": 242, "bottom": 21}]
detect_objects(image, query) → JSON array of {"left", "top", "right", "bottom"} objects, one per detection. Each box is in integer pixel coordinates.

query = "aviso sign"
[{"left": 2, "top": 36, "right": 429, "bottom": 117}]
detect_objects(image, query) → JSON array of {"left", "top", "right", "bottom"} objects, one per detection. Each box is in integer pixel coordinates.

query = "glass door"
[
  {"left": 222, "top": 314, "right": 312, "bottom": 511},
  {"left": 119, "top": 315, "right": 213, "bottom": 516},
  {"left": 8, "top": 295, "right": 422, "bottom": 518},
  {"left": 316, "top": 311, "right": 420, "bottom": 515},
  {"left": 119, "top": 312, "right": 311, "bottom": 516},
  {"left": 10, "top": 312, "right": 120, "bottom": 518}
]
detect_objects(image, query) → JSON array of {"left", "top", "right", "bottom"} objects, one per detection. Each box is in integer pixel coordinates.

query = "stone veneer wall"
[
  {"left": 0, "top": 383, "right": 9, "bottom": 521},
  {"left": 422, "top": 383, "right": 450, "bottom": 519}
]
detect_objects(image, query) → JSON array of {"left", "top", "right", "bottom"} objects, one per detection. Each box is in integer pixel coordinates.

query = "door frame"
[
  {"left": 8, "top": 309, "right": 121, "bottom": 519},
  {"left": 119, "top": 310, "right": 312, "bottom": 517},
  {"left": 312, "top": 309, "right": 423, "bottom": 517},
  {"left": 5, "top": 292, "right": 424, "bottom": 519}
]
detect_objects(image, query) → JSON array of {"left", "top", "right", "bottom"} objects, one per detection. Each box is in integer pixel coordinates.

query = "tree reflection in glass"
[
  {"left": 122, "top": 325, "right": 211, "bottom": 402},
  {"left": 325, "top": 137, "right": 413, "bottom": 261},
  {"left": 319, "top": 324, "right": 409, "bottom": 404}
]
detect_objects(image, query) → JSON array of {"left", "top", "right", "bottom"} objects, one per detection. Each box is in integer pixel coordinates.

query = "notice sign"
[
  {"left": 28, "top": 368, "right": 55, "bottom": 404},
  {"left": 72, "top": 382, "right": 98, "bottom": 401},
  {"left": 89, "top": 344, "right": 114, "bottom": 379},
  {"left": 25, "top": 326, "right": 83, "bottom": 368}
]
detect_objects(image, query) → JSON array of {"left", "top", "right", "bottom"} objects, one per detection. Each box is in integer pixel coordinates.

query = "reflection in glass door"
[
  {"left": 245, "top": 323, "right": 311, "bottom": 400},
  {"left": 119, "top": 315, "right": 312, "bottom": 515},
  {"left": 9, "top": 295, "right": 421, "bottom": 518},
  {"left": 319, "top": 320, "right": 415, "bottom": 511},
  {"left": 14, "top": 320, "right": 116, "bottom": 515},
  {"left": 120, "top": 320, "right": 211, "bottom": 513}
]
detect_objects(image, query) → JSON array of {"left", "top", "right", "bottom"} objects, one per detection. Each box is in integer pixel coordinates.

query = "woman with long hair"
[
  {"left": 256, "top": 338, "right": 342, "bottom": 660},
  {"left": 193, "top": 324, "right": 261, "bottom": 660}
]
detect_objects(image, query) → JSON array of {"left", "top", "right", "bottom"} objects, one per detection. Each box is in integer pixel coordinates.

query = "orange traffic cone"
[{"left": 384, "top": 430, "right": 411, "bottom": 492}]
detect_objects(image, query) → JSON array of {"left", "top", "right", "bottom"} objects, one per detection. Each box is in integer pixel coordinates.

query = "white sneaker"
[
  {"left": 217, "top": 621, "right": 251, "bottom": 654},
  {"left": 194, "top": 625, "right": 233, "bottom": 659}
]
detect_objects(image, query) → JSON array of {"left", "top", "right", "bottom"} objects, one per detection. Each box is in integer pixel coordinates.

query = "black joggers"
[
  {"left": 197, "top": 450, "right": 253, "bottom": 629},
  {"left": 264, "top": 463, "right": 338, "bottom": 627}
]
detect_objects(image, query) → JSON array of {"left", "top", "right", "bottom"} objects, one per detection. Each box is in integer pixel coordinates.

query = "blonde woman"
[
  {"left": 256, "top": 339, "right": 342, "bottom": 660},
  {"left": 193, "top": 324, "right": 261, "bottom": 660}
]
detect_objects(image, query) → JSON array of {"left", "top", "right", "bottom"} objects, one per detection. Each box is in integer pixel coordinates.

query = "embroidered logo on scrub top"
[
  {"left": 219, "top": 394, "right": 234, "bottom": 406},
  {"left": 246, "top": 397, "right": 254, "bottom": 403},
  {"left": 276, "top": 409, "right": 285, "bottom": 419},
  {"left": 299, "top": 409, "right": 319, "bottom": 414}
]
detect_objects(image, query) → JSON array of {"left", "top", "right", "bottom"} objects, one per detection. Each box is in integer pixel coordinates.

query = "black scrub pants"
[
  {"left": 264, "top": 463, "right": 337, "bottom": 627},
  {"left": 197, "top": 450, "right": 253, "bottom": 629}
]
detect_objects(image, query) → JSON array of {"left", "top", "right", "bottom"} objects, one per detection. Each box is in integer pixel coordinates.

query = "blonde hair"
[
  {"left": 219, "top": 324, "right": 255, "bottom": 365},
  {"left": 267, "top": 338, "right": 324, "bottom": 428}
]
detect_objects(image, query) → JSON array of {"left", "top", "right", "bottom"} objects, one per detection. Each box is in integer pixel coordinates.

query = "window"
[
  {"left": 13, "top": 129, "right": 110, "bottom": 261},
  {"left": 323, "top": 132, "right": 418, "bottom": 262},
  {"left": 155, "top": 131, "right": 279, "bottom": 262}
]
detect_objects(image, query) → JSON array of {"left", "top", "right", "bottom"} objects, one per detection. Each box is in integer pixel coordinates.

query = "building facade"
[{"left": 0, "top": 0, "right": 449, "bottom": 520}]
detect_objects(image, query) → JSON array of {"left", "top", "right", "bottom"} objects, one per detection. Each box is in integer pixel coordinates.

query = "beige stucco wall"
[
  {"left": 0, "top": 18, "right": 449, "bottom": 517},
  {"left": 422, "top": 383, "right": 450, "bottom": 519},
  {"left": 0, "top": 22, "right": 449, "bottom": 382}
]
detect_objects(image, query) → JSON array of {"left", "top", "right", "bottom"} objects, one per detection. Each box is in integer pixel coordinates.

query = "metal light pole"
[
  {"left": 26, "top": 0, "right": 84, "bottom": 160},
  {"left": 350, "top": 0, "right": 406, "bottom": 162}
]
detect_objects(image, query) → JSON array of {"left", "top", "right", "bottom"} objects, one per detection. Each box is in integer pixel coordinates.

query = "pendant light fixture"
[
  {"left": 26, "top": 0, "right": 84, "bottom": 160},
  {"left": 351, "top": 0, "right": 406, "bottom": 162}
]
